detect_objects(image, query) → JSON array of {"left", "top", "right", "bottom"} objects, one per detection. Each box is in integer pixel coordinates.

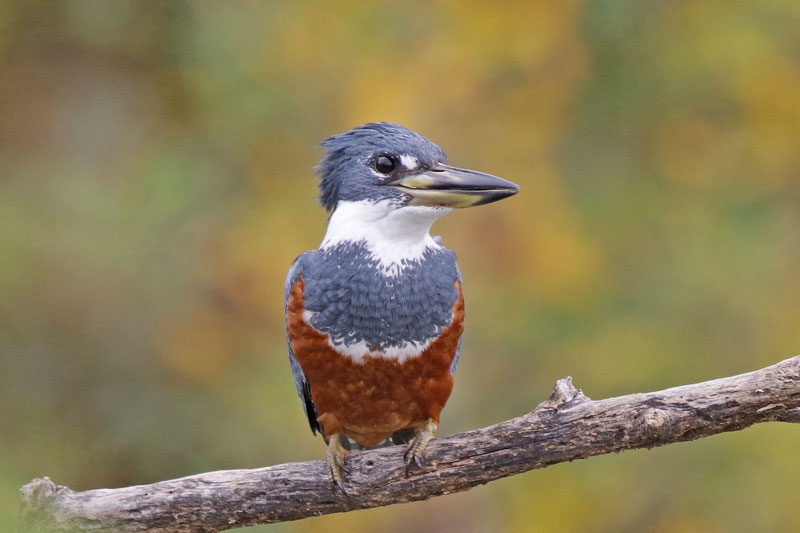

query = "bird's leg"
[
  {"left": 326, "top": 433, "right": 350, "bottom": 493},
  {"left": 404, "top": 418, "right": 438, "bottom": 468}
]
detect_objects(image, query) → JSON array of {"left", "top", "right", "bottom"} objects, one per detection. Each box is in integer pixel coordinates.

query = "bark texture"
[{"left": 20, "top": 355, "right": 800, "bottom": 532}]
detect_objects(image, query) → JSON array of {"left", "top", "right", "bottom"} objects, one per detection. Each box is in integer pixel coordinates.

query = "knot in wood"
[
  {"left": 20, "top": 477, "right": 59, "bottom": 505},
  {"left": 361, "top": 457, "right": 377, "bottom": 473},
  {"left": 642, "top": 408, "right": 672, "bottom": 440},
  {"left": 533, "top": 376, "right": 590, "bottom": 413},
  {"left": 550, "top": 377, "right": 589, "bottom": 405}
]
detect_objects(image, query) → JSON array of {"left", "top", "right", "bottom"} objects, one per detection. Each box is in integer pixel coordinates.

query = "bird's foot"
[
  {"left": 404, "top": 419, "right": 438, "bottom": 468},
  {"left": 326, "top": 433, "right": 350, "bottom": 493}
]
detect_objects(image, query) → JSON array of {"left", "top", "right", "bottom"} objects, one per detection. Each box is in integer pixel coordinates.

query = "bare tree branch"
[{"left": 20, "top": 355, "right": 800, "bottom": 532}]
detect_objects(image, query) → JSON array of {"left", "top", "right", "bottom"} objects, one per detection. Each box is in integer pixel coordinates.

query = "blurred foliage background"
[{"left": 2, "top": 1, "right": 800, "bottom": 531}]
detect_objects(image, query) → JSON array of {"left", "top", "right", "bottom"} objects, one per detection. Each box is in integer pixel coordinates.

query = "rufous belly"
[{"left": 288, "top": 277, "right": 464, "bottom": 447}]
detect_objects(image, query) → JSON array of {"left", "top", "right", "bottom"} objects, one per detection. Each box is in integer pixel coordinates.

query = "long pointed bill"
[{"left": 390, "top": 164, "right": 519, "bottom": 208}]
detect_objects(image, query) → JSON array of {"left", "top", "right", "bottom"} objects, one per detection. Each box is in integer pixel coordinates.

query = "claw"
[
  {"left": 326, "top": 433, "right": 350, "bottom": 494},
  {"left": 404, "top": 419, "right": 438, "bottom": 469}
]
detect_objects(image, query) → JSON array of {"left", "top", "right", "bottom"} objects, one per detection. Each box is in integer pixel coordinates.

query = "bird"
[{"left": 284, "top": 122, "right": 519, "bottom": 490}]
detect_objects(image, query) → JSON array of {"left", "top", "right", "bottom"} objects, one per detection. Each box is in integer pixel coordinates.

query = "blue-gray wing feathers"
[
  {"left": 449, "top": 262, "right": 463, "bottom": 375},
  {"left": 284, "top": 254, "right": 322, "bottom": 436}
]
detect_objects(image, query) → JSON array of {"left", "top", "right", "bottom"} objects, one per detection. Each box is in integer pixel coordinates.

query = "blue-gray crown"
[{"left": 316, "top": 123, "right": 448, "bottom": 212}]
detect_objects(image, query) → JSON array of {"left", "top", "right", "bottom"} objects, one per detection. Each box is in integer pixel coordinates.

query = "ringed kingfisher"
[{"left": 284, "top": 122, "right": 519, "bottom": 490}]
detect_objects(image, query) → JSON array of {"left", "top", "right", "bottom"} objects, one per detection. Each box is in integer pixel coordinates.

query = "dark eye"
[{"left": 375, "top": 155, "right": 397, "bottom": 174}]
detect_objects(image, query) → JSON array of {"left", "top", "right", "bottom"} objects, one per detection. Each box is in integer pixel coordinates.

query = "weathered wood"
[{"left": 20, "top": 355, "right": 800, "bottom": 532}]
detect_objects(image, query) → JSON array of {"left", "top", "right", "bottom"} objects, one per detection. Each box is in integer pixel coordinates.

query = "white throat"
[{"left": 320, "top": 200, "right": 450, "bottom": 275}]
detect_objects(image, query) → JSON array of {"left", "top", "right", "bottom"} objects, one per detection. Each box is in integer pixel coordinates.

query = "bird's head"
[
  {"left": 315, "top": 123, "right": 519, "bottom": 269},
  {"left": 316, "top": 122, "right": 519, "bottom": 212}
]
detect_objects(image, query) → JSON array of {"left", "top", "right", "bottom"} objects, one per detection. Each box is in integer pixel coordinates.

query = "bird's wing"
[
  {"left": 284, "top": 254, "right": 323, "bottom": 437},
  {"left": 449, "top": 263, "right": 463, "bottom": 375}
]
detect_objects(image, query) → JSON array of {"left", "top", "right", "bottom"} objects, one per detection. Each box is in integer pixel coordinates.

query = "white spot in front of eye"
[{"left": 400, "top": 154, "right": 418, "bottom": 170}]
